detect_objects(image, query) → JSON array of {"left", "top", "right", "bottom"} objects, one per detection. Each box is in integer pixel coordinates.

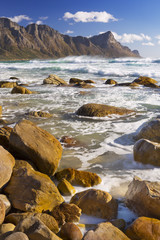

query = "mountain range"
[{"left": 0, "top": 18, "right": 140, "bottom": 60}]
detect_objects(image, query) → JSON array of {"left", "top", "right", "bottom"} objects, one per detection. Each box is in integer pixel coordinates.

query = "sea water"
[{"left": 0, "top": 56, "right": 160, "bottom": 225}]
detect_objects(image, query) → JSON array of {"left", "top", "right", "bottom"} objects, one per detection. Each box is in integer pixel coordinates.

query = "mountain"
[{"left": 0, "top": 18, "right": 140, "bottom": 60}]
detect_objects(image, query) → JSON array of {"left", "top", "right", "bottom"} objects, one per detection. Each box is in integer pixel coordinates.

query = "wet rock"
[
  {"left": 133, "top": 76, "right": 158, "bottom": 85},
  {"left": 2, "top": 232, "right": 29, "bottom": 240},
  {"left": 104, "top": 79, "right": 117, "bottom": 85},
  {"left": 125, "top": 217, "right": 160, "bottom": 240},
  {"left": 57, "top": 178, "right": 76, "bottom": 196},
  {"left": 0, "top": 106, "right": 2, "bottom": 116},
  {"left": 11, "top": 86, "right": 33, "bottom": 94},
  {"left": 83, "top": 222, "right": 130, "bottom": 240},
  {"left": 9, "top": 77, "right": 19, "bottom": 80},
  {"left": 115, "top": 82, "right": 139, "bottom": 87},
  {"left": 43, "top": 74, "right": 67, "bottom": 85},
  {"left": 0, "top": 223, "right": 15, "bottom": 234},
  {"left": 0, "top": 194, "right": 11, "bottom": 214},
  {"left": 51, "top": 202, "right": 81, "bottom": 226},
  {"left": 84, "top": 80, "right": 95, "bottom": 84},
  {"left": 0, "top": 199, "right": 5, "bottom": 225},
  {"left": 60, "top": 136, "right": 79, "bottom": 147},
  {"left": 9, "top": 119, "right": 63, "bottom": 176},
  {"left": 110, "top": 219, "right": 126, "bottom": 231},
  {"left": 125, "top": 176, "right": 160, "bottom": 219},
  {"left": 0, "top": 81, "right": 17, "bottom": 88},
  {"left": 5, "top": 212, "right": 59, "bottom": 233},
  {"left": 0, "top": 126, "right": 12, "bottom": 150},
  {"left": 14, "top": 216, "right": 61, "bottom": 240},
  {"left": 4, "top": 166, "right": 64, "bottom": 212},
  {"left": 0, "top": 146, "right": 15, "bottom": 189},
  {"left": 76, "top": 103, "right": 134, "bottom": 117},
  {"left": 28, "top": 110, "right": 52, "bottom": 118},
  {"left": 59, "top": 222, "right": 83, "bottom": 240},
  {"left": 55, "top": 168, "right": 101, "bottom": 187},
  {"left": 70, "top": 189, "right": 118, "bottom": 219},
  {"left": 135, "top": 119, "right": 160, "bottom": 143},
  {"left": 69, "top": 78, "right": 84, "bottom": 84},
  {"left": 134, "top": 139, "right": 160, "bottom": 166},
  {"left": 74, "top": 83, "right": 95, "bottom": 88}
]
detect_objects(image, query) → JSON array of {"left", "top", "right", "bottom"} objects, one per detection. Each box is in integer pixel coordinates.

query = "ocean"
[{"left": 0, "top": 56, "right": 160, "bottom": 225}]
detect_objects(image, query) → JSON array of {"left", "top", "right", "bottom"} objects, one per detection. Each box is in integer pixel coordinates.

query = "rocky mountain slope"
[{"left": 0, "top": 18, "right": 140, "bottom": 60}]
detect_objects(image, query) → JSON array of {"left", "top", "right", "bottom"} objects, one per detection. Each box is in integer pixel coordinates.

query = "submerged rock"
[
  {"left": 70, "top": 189, "right": 118, "bottom": 219},
  {"left": 43, "top": 74, "right": 67, "bottom": 85},
  {"left": 125, "top": 176, "right": 160, "bottom": 219},
  {"left": 55, "top": 168, "right": 101, "bottom": 187},
  {"left": 125, "top": 217, "right": 160, "bottom": 240},
  {"left": 74, "top": 82, "right": 95, "bottom": 88},
  {"left": 4, "top": 166, "right": 64, "bottom": 212},
  {"left": 134, "top": 139, "right": 160, "bottom": 166},
  {"left": 104, "top": 79, "right": 117, "bottom": 85},
  {"left": 60, "top": 136, "right": 79, "bottom": 147},
  {"left": 28, "top": 110, "right": 53, "bottom": 118},
  {"left": 11, "top": 86, "right": 33, "bottom": 94},
  {"left": 115, "top": 82, "right": 139, "bottom": 87},
  {"left": 9, "top": 119, "right": 63, "bottom": 176},
  {"left": 76, "top": 103, "right": 134, "bottom": 117}
]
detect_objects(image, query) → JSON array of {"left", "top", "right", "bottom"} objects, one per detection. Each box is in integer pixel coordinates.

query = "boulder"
[
  {"left": 4, "top": 166, "right": 64, "bottom": 212},
  {"left": 0, "top": 199, "right": 5, "bottom": 225},
  {"left": 2, "top": 232, "right": 29, "bottom": 240},
  {"left": 83, "top": 222, "right": 130, "bottom": 240},
  {"left": 125, "top": 176, "right": 160, "bottom": 219},
  {"left": 28, "top": 111, "right": 52, "bottom": 118},
  {"left": 0, "top": 126, "right": 12, "bottom": 150},
  {"left": 70, "top": 189, "right": 118, "bottom": 219},
  {"left": 133, "top": 76, "right": 158, "bottom": 85},
  {"left": 69, "top": 78, "right": 84, "bottom": 84},
  {"left": 133, "top": 139, "right": 160, "bottom": 166},
  {"left": 105, "top": 79, "right": 117, "bottom": 85},
  {"left": 5, "top": 213, "right": 59, "bottom": 233},
  {"left": 0, "top": 194, "right": 11, "bottom": 214},
  {"left": 51, "top": 202, "right": 81, "bottom": 226},
  {"left": 0, "top": 81, "right": 17, "bottom": 88},
  {"left": 55, "top": 168, "right": 101, "bottom": 187},
  {"left": 76, "top": 103, "right": 134, "bottom": 117},
  {"left": 14, "top": 216, "right": 62, "bottom": 240},
  {"left": 125, "top": 217, "right": 160, "bottom": 240},
  {"left": 57, "top": 178, "right": 76, "bottom": 196},
  {"left": 0, "top": 146, "right": 15, "bottom": 189},
  {"left": 135, "top": 119, "right": 160, "bottom": 143},
  {"left": 9, "top": 119, "right": 63, "bottom": 176},
  {"left": 11, "top": 86, "right": 34, "bottom": 94},
  {"left": 59, "top": 223, "right": 83, "bottom": 240},
  {"left": 0, "top": 223, "right": 15, "bottom": 234},
  {"left": 43, "top": 74, "right": 67, "bottom": 85}
]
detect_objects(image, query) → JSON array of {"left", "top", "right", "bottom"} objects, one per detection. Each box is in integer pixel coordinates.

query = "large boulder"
[
  {"left": 5, "top": 213, "right": 59, "bottom": 233},
  {"left": 59, "top": 223, "right": 83, "bottom": 240},
  {"left": 0, "top": 81, "right": 17, "bottom": 88},
  {"left": 14, "top": 216, "right": 62, "bottom": 240},
  {"left": 76, "top": 103, "right": 134, "bottom": 117},
  {"left": 125, "top": 217, "right": 160, "bottom": 240},
  {"left": 55, "top": 168, "right": 101, "bottom": 187},
  {"left": 11, "top": 86, "right": 34, "bottom": 94},
  {"left": 9, "top": 119, "right": 63, "bottom": 176},
  {"left": 43, "top": 74, "right": 67, "bottom": 85},
  {"left": 135, "top": 119, "right": 160, "bottom": 143},
  {"left": 133, "top": 76, "right": 158, "bottom": 85},
  {"left": 84, "top": 222, "right": 130, "bottom": 240},
  {"left": 133, "top": 139, "right": 160, "bottom": 166},
  {"left": 4, "top": 166, "right": 64, "bottom": 212},
  {"left": 70, "top": 189, "right": 118, "bottom": 219},
  {"left": 125, "top": 177, "right": 160, "bottom": 219},
  {"left": 0, "top": 146, "right": 15, "bottom": 189}
]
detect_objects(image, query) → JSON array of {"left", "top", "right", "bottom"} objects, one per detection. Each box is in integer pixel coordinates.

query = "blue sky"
[{"left": 1, "top": 0, "right": 160, "bottom": 57}]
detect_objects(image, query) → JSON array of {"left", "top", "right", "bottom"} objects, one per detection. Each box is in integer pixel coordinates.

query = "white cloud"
[
  {"left": 142, "top": 42, "right": 154, "bottom": 46},
  {"left": 65, "top": 30, "right": 74, "bottom": 34},
  {"left": 112, "top": 32, "right": 151, "bottom": 43},
  {"left": 9, "top": 15, "right": 31, "bottom": 23},
  {"left": 39, "top": 16, "right": 48, "bottom": 20},
  {"left": 155, "top": 35, "right": 160, "bottom": 40},
  {"left": 36, "top": 20, "right": 43, "bottom": 25},
  {"left": 158, "top": 40, "right": 160, "bottom": 45},
  {"left": 63, "top": 11, "right": 118, "bottom": 23}
]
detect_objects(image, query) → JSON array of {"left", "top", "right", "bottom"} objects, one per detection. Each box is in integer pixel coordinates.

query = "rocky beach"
[{"left": 0, "top": 56, "right": 160, "bottom": 239}]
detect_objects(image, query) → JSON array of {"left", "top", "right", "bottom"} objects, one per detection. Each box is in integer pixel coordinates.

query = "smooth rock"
[
  {"left": 57, "top": 178, "right": 76, "bottom": 196},
  {"left": 11, "top": 86, "right": 33, "bottom": 94},
  {"left": 0, "top": 194, "right": 11, "bottom": 214},
  {"left": 3, "top": 232, "right": 29, "bottom": 240},
  {"left": 0, "top": 146, "right": 15, "bottom": 189},
  {"left": 133, "top": 139, "right": 160, "bottom": 166},
  {"left": 70, "top": 189, "right": 118, "bottom": 219},
  {"left": 76, "top": 103, "right": 134, "bottom": 117},
  {"left": 0, "top": 199, "right": 5, "bottom": 225},
  {"left": 105, "top": 79, "right": 117, "bottom": 85},
  {"left": 14, "top": 216, "right": 62, "bottom": 240},
  {"left": 9, "top": 119, "right": 63, "bottom": 176},
  {"left": 28, "top": 111, "right": 52, "bottom": 118},
  {"left": 0, "top": 223, "right": 15, "bottom": 234},
  {"left": 125, "top": 217, "right": 160, "bottom": 240},
  {"left": 133, "top": 76, "right": 158, "bottom": 85},
  {"left": 4, "top": 166, "right": 64, "bottom": 212},
  {"left": 55, "top": 168, "right": 101, "bottom": 187},
  {"left": 69, "top": 78, "right": 84, "bottom": 84},
  {"left": 125, "top": 176, "right": 160, "bottom": 219},
  {"left": 43, "top": 74, "right": 67, "bottom": 85},
  {"left": 84, "top": 222, "right": 130, "bottom": 240},
  {"left": 59, "top": 222, "right": 83, "bottom": 240},
  {"left": 51, "top": 202, "right": 81, "bottom": 226}
]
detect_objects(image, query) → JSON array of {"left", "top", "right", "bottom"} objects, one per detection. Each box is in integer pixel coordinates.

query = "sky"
[{"left": 0, "top": 0, "right": 160, "bottom": 58}]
